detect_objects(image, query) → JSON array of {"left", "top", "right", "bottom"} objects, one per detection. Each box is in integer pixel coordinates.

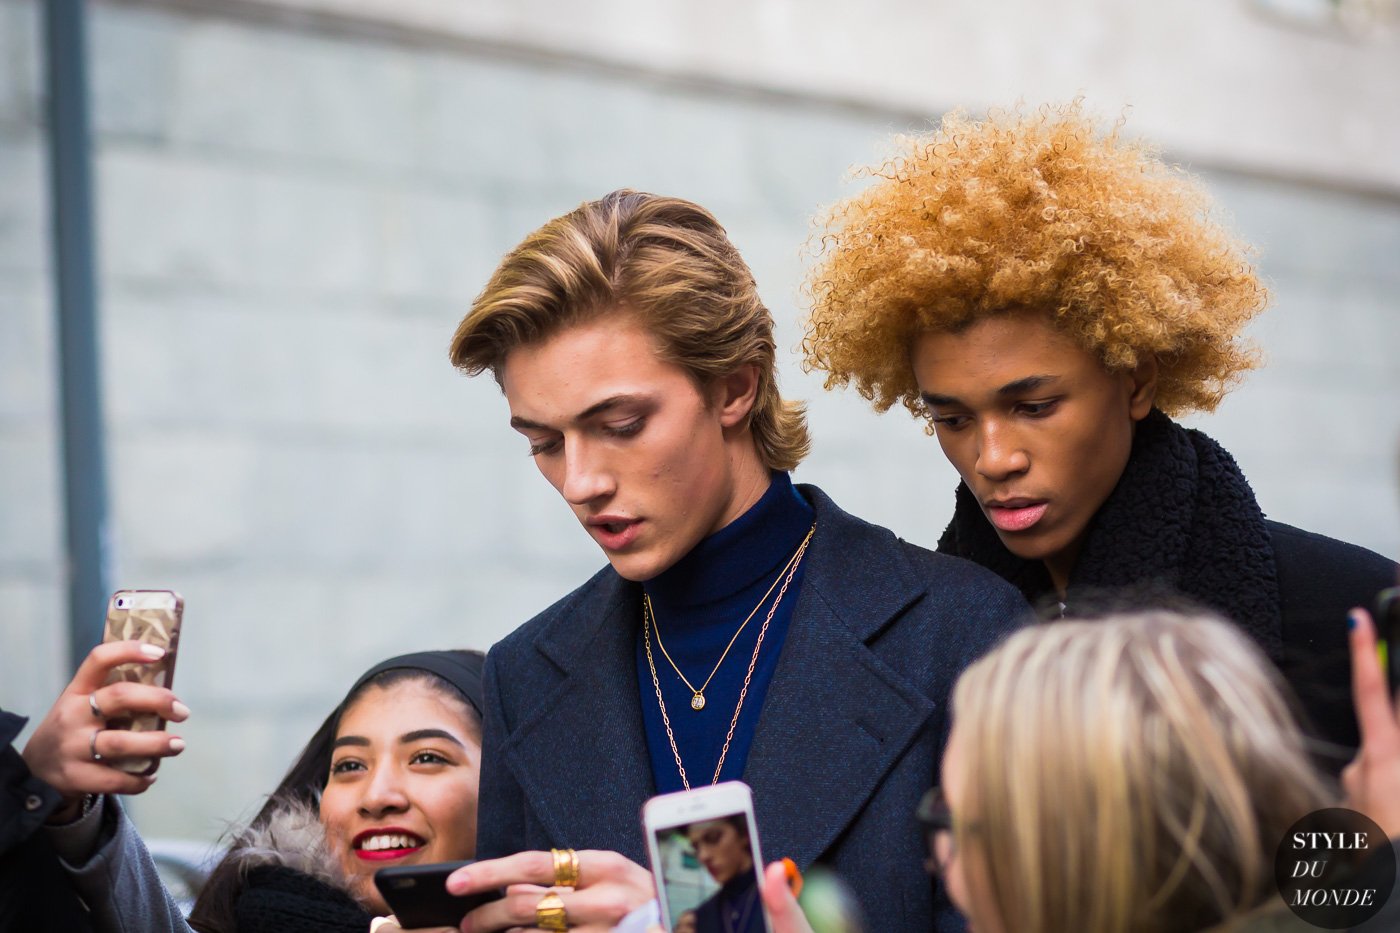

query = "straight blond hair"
[
  {"left": 450, "top": 189, "right": 810, "bottom": 472},
  {"left": 950, "top": 613, "right": 1333, "bottom": 933}
]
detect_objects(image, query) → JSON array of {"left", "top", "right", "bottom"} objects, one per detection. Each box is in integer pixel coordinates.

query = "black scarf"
[
  {"left": 937, "top": 408, "right": 1284, "bottom": 659},
  {"left": 234, "top": 865, "right": 374, "bottom": 933}
]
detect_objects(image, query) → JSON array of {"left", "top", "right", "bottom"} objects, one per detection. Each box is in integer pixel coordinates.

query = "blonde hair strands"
[
  {"left": 949, "top": 613, "right": 1332, "bottom": 933},
  {"left": 451, "top": 189, "right": 810, "bottom": 471}
]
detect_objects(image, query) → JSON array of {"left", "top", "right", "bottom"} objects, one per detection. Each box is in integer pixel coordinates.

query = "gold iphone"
[{"left": 101, "top": 589, "right": 184, "bottom": 775}]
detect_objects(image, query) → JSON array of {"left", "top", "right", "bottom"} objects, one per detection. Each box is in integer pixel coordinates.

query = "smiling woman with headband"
[
  {"left": 189, "top": 649, "right": 486, "bottom": 933},
  {"left": 21, "top": 647, "right": 486, "bottom": 933}
]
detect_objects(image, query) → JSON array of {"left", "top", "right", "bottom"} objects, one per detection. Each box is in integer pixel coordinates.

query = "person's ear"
[
  {"left": 1127, "top": 356, "right": 1158, "bottom": 421},
  {"left": 713, "top": 364, "right": 760, "bottom": 429}
]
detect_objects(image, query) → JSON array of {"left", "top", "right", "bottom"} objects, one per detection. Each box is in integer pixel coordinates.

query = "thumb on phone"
[{"left": 762, "top": 861, "right": 814, "bottom": 933}]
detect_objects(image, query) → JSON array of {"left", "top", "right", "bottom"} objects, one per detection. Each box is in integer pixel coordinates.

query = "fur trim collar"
[{"left": 229, "top": 798, "right": 348, "bottom": 892}]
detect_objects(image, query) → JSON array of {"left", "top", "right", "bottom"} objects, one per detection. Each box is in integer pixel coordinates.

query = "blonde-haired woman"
[
  {"left": 932, "top": 613, "right": 1331, "bottom": 933},
  {"left": 760, "top": 608, "right": 1400, "bottom": 932}
]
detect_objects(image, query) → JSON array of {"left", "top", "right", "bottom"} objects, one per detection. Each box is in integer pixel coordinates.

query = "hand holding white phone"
[{"left": 642, "top": 781, "right": 771, "bottom": 933}]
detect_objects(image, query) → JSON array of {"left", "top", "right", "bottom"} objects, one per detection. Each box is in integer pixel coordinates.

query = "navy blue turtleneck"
[{"left": 636, "top": 471, "right": 816, "bottom": 793}]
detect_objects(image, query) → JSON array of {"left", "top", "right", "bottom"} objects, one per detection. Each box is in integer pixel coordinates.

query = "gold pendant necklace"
[
  {"left": 642, "top": 523, "right": 815, "bottom": 789},
  {"left": 647, "top": 524, "right": 816, "bottom": 712}
]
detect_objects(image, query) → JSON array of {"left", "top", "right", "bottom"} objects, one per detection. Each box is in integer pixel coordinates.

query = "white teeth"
[{"left": 358, "top": 833, "right": 421, "bottom": 851}]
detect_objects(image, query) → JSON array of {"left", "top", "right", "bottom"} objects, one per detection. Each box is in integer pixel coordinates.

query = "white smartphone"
[{"left": 642, "top": 781, "right": 772, "bottom": 933}]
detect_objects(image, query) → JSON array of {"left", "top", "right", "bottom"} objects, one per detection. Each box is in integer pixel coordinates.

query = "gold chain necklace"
[
  {"left": 646, "top": 525, "right": 815, "bottom": 712},
  {"left": 642, "top": 523, "right": 816, "bottom": 790}
]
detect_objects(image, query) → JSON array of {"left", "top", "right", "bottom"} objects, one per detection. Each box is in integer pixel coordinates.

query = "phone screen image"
[
  {"left": 374, "top": 861, "right": 500, "bottom": 928},
  {"left": 653, "top": 811, "right": 766, "bottom": 933}
]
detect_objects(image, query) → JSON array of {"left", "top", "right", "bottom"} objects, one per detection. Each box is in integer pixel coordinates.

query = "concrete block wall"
[
  {"left": 0, "top": 0, "right": 1397, "bottom": 843},
  {"left": 1186, "top": 173, "right": 1400, "bottom": 540},
  {"left": 0, "top": 0, "right": 69, "bottom": 714}
]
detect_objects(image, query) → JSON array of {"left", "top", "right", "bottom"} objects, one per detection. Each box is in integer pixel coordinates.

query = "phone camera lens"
[{"left": 115, "top": 597, "right": 128, "bottom": 609}]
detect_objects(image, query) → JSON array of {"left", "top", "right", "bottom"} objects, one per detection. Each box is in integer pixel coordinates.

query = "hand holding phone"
[
  {"left": 101, "top": 590, "right": 184, "bottom": 775},
  {"left": 442, "top": 848, "right": 655, "bottom": 930},
  {"left": 373, "top": 861, "right": 501, "bottom": 929},
  {"left": 1342, "top": 603, "right": 1400, "bottom": 840},
  {"left": 643, "top": 782, "right": 772, "bottom": 933},
  {"left": 20, "top": 600, "right": 189, "bottom": 812}
]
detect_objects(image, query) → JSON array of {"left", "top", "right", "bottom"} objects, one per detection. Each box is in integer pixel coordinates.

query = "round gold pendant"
[{"left": 690, "top": 693, "right": 706, "bottom": 711}]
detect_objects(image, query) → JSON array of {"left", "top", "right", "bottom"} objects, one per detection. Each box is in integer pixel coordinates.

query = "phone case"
[
  {"left": 374, "top": 861, "right": 500, "bottom": 928},
  {"left": 102, "top": 590, "right": 183, "bottom": 775},
  {"left": 1378, "top": 587, "right": 1400, "bottom": 696}
]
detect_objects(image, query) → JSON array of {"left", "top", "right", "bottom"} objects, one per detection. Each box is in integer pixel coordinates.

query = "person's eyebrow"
[
  {"left": 509, "top": 394, "right": 649, "bottom": 432},
  {"left": 921, "top": 374, "right": 1060, "bottom": 408},
  {"left": 400, "top": 728, "right": 465, "bottom": 748},
  {"left": 995, "top": 374, "right": 1058, "bottom": 396},
  {"left": 332, "top": 735, "right": 369, "bottom": 749}
]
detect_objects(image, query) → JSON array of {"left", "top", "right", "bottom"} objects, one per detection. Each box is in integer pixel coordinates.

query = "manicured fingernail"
[
  {"left": 139, "top": 644, "right": 166, "bottom": 659},
  {"left": 171, "top": 701, "right": 190, "bottom": 720},
  {"left": 169, "top": 737, "right": 186, "bottom": 753},
  {"left": 1348, "top": 611, "right": 1361, "bottom": 631}
]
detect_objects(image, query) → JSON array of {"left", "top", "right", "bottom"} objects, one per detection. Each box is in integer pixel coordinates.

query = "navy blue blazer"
[{"left": 476, "top": 485, "right": 1028, "bottom": 932}]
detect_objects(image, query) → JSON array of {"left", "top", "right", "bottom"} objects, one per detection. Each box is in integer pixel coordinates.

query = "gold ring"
[
  {"left": 89, "top": 693, "right": 106, "bottom": 719},
  {"left": 89, "top": 727, "right": 104, "bottom": 762},
  {"left": 551, "top": 847, "right": 580, "bottom": 888},
  {"left": 535, "top": 891, "right": 568, "bottom": 932}
]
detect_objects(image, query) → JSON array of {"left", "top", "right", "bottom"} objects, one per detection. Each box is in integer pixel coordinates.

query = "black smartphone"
[
  {"left": 373, "top": 861, "right": 502, "bottom": 928},
  {"left": 1376, "top": 587, "right": 1400, "bottom": 697}
]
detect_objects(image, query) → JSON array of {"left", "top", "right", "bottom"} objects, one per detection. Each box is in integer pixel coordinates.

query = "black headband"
[{"left": 348, "top": 650, "right": 486, "bottom": 720}]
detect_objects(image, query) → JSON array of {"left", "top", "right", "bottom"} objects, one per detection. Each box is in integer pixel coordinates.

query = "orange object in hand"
[{"left": 782, "top": 857, "right": 803, "bottom": 898}]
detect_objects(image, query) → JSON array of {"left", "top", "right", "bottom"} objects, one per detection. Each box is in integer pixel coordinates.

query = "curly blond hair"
[{"left": 802, "top": 102, "right": 1267, "bottom": 419}]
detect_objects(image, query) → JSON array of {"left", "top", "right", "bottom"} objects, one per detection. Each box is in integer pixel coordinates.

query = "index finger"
[
  {"left": 1349, "top": 608, "right": 1399, "bottom": 748},
  {"left": 457, "top": 887, "right": 554, "bottom": 933},
  {"left": 72, "top": 641, "right": 168, "bottom": 692},
  {"left": 447, "top": 851, "right": 553, "bottom": 895}
]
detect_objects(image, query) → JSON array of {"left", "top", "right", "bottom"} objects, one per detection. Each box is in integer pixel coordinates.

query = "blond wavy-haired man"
[{"left": 443, "top": 190, "right": 1025, "bottom": 933}]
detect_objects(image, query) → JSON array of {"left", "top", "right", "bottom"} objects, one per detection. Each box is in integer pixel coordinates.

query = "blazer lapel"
[
  {"left": 744, "top": 489, "right": 935, "bottom": 869},
  {"left": 497, "top": 573, "right": 656, "bottom": 861}
]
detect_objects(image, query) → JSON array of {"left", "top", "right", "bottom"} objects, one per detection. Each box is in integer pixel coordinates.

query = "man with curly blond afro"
[{"left": 803, "top": 103, "right": 1394, "bottom": 760}]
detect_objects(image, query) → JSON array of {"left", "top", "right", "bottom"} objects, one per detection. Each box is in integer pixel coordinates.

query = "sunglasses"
[{"left": 917, "top": 786, "right": 957, "bottom": 879}]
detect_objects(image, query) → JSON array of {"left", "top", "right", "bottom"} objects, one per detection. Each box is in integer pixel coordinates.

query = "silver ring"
[
  {"left": 89, "top": 727, "right": 104, "bottom": 762},
  {"left": 88, "top": 692, "right": 106, "bottom": 719}
]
